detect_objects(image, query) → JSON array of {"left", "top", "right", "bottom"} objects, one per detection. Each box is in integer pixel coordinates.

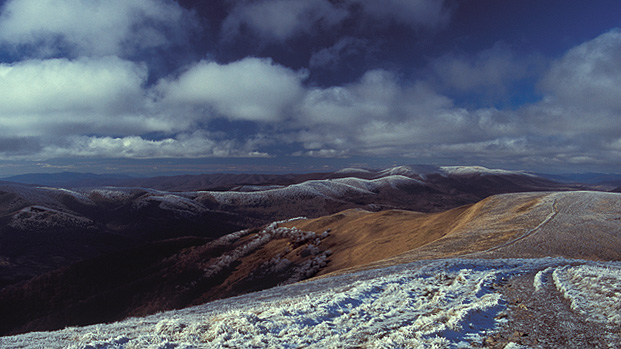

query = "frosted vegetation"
[
  {"left": 199, "top": 217, "right": 333, "bottom": 284},
  {"left": 552, "top": 264, "right": 621, "bottom": 327},
  {"left": 3, "top": 258, "right": 619, "bottom": 348}
]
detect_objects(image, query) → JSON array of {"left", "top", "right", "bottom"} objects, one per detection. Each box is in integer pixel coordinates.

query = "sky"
[{"left": 0, "top": 0, "right": 620, "bottom": 176}]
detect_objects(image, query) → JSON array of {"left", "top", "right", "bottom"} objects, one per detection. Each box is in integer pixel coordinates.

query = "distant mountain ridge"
[
  {"left": 1, "top": 172, "right": 133, "bottom": 188},
  {"left": 536, "top": 172, "right": 621, "bottom": 186},
  {"left": 2, "top": 165, "right": 566, "bottom": 190}
]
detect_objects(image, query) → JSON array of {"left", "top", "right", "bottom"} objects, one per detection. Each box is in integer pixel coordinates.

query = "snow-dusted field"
[{"left": 3, "top": 258, "right": 619, "bottom": 348}]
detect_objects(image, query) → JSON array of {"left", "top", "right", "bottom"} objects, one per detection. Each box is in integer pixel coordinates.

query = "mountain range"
[
  {"left": 0, "top": 166, "right": 566, "bottom": 286},
  {"left": 0, "top": 165, "right": 619, "bottom": 346},
  {"left": 7, "top": 165, "right": 620, "bottom": 190}
]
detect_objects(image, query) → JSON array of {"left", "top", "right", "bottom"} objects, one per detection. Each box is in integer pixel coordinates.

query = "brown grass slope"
[
  {"left": 283, "top": 191, "right": 621, "bottom": 276},
  {"left": 280, "top": 205, "right": 472, "bottom": 276}
]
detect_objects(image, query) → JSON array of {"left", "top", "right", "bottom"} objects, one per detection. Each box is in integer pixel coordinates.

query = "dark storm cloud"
[{"left": 0, "top": 136, "right": 40, "bottom": 153}]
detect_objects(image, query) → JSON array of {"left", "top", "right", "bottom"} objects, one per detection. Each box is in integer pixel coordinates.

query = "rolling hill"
[
  {"left": 0, "top": 165, "right": 565, "bottom": 287},
  {"left": 1, "top": 190, "right": 619, "bottom": 339},
  {"left": 0, "top": 190, "right": 619, "bottom": 347},
  {"left": 284, "top": 191, "right": 621, "bottom": 275}
]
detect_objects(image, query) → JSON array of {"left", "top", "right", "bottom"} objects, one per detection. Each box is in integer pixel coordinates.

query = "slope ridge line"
[{"left": 478, "top": 195, "right": 559, "bottom": 254}]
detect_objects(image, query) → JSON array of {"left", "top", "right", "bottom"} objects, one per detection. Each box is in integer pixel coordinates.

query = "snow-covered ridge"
[
  {"left": 206, "top": 175, "right": 423, "bottom": 205},
  {"left": 0, "top": 184, "right": 86, "bottom": 212},
  {"left": 1, "top": 165, "right": 542, "bottom": 215},
  {"left": 3, "top": 175, "right": 423, "bottom": 230},
  {"left": 378, "top": 165, "right": 423, "bottom": 177},
  {"left": 335, "top": 167, "right": 373, "bottom": 174},
  {"left": 439, "top": 166, "right": 536, "bottom": 177},
  {"left": 9, "top": 205, "right": 94, "bottom": 230},
  {"left": 132, "top": 194, "right": 207, "bottom": 216},
  {"left": 4, "top": 258, "right": 619, "bottom": 348},
  {"left": 232, "top": 185, "right": 286, "bottom": 192},
  {"left": 343, "top": 164, "right": 539, "bottom": 179}
]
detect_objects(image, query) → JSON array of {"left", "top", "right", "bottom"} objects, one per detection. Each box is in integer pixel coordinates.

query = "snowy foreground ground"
[{"left": 2, "top": 258, "right": 620, "bottom": 348}]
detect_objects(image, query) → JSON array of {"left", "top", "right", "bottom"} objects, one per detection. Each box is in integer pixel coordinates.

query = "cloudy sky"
[{"left": 0, "top": 0, "right": 620, "bottom": 176}]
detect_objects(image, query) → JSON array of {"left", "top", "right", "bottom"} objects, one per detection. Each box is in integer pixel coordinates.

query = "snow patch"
[{"left": 202, "top": 218, "right": 320, "bottom": 282}]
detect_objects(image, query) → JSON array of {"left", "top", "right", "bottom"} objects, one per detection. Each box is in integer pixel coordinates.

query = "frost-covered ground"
[{"left": 2, "top": 258, "right": 620, "bottom": 348}]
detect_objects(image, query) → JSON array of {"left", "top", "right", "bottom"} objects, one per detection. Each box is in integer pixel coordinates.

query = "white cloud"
[
  {"left": 156, "top": 57, "right": 307, "bottom": 122},
  {"left": 0, "top": 57, "right": 164, "bottom": 138},
  {"left": 0, "top": 0, "right": 196, "bottom": 57},
  {"left": 0, "top": 56, "right": 308, "bottom": 160},
  {"left": 286, "top": 29, "right": 621, "bottom": 168},
  {"left": 539, "top": 29, "right": 621, "bottom": 113},
  {"left": 517, "top": 28, "right": 621, "bottom": 149},
  {"left": 0, "top": 57, "right": 146, "bottom": 115},
  {"left": 0, "top": 13, "right": 619, "bottom": 171},
  {"left": 289, "top": 70, "right": 498, "bottom": 156},
  {"left": 287, "top": 60, "right": 618, "bottom": 170},
  {"left": 299, "top": 70, "right": 453, "bottom": 126},
  {"left": 29, "top": 132, "right": 269, "bottom": 160},
  {"left": 293, "top": 149, "right": 349, "bottom": 158}
]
